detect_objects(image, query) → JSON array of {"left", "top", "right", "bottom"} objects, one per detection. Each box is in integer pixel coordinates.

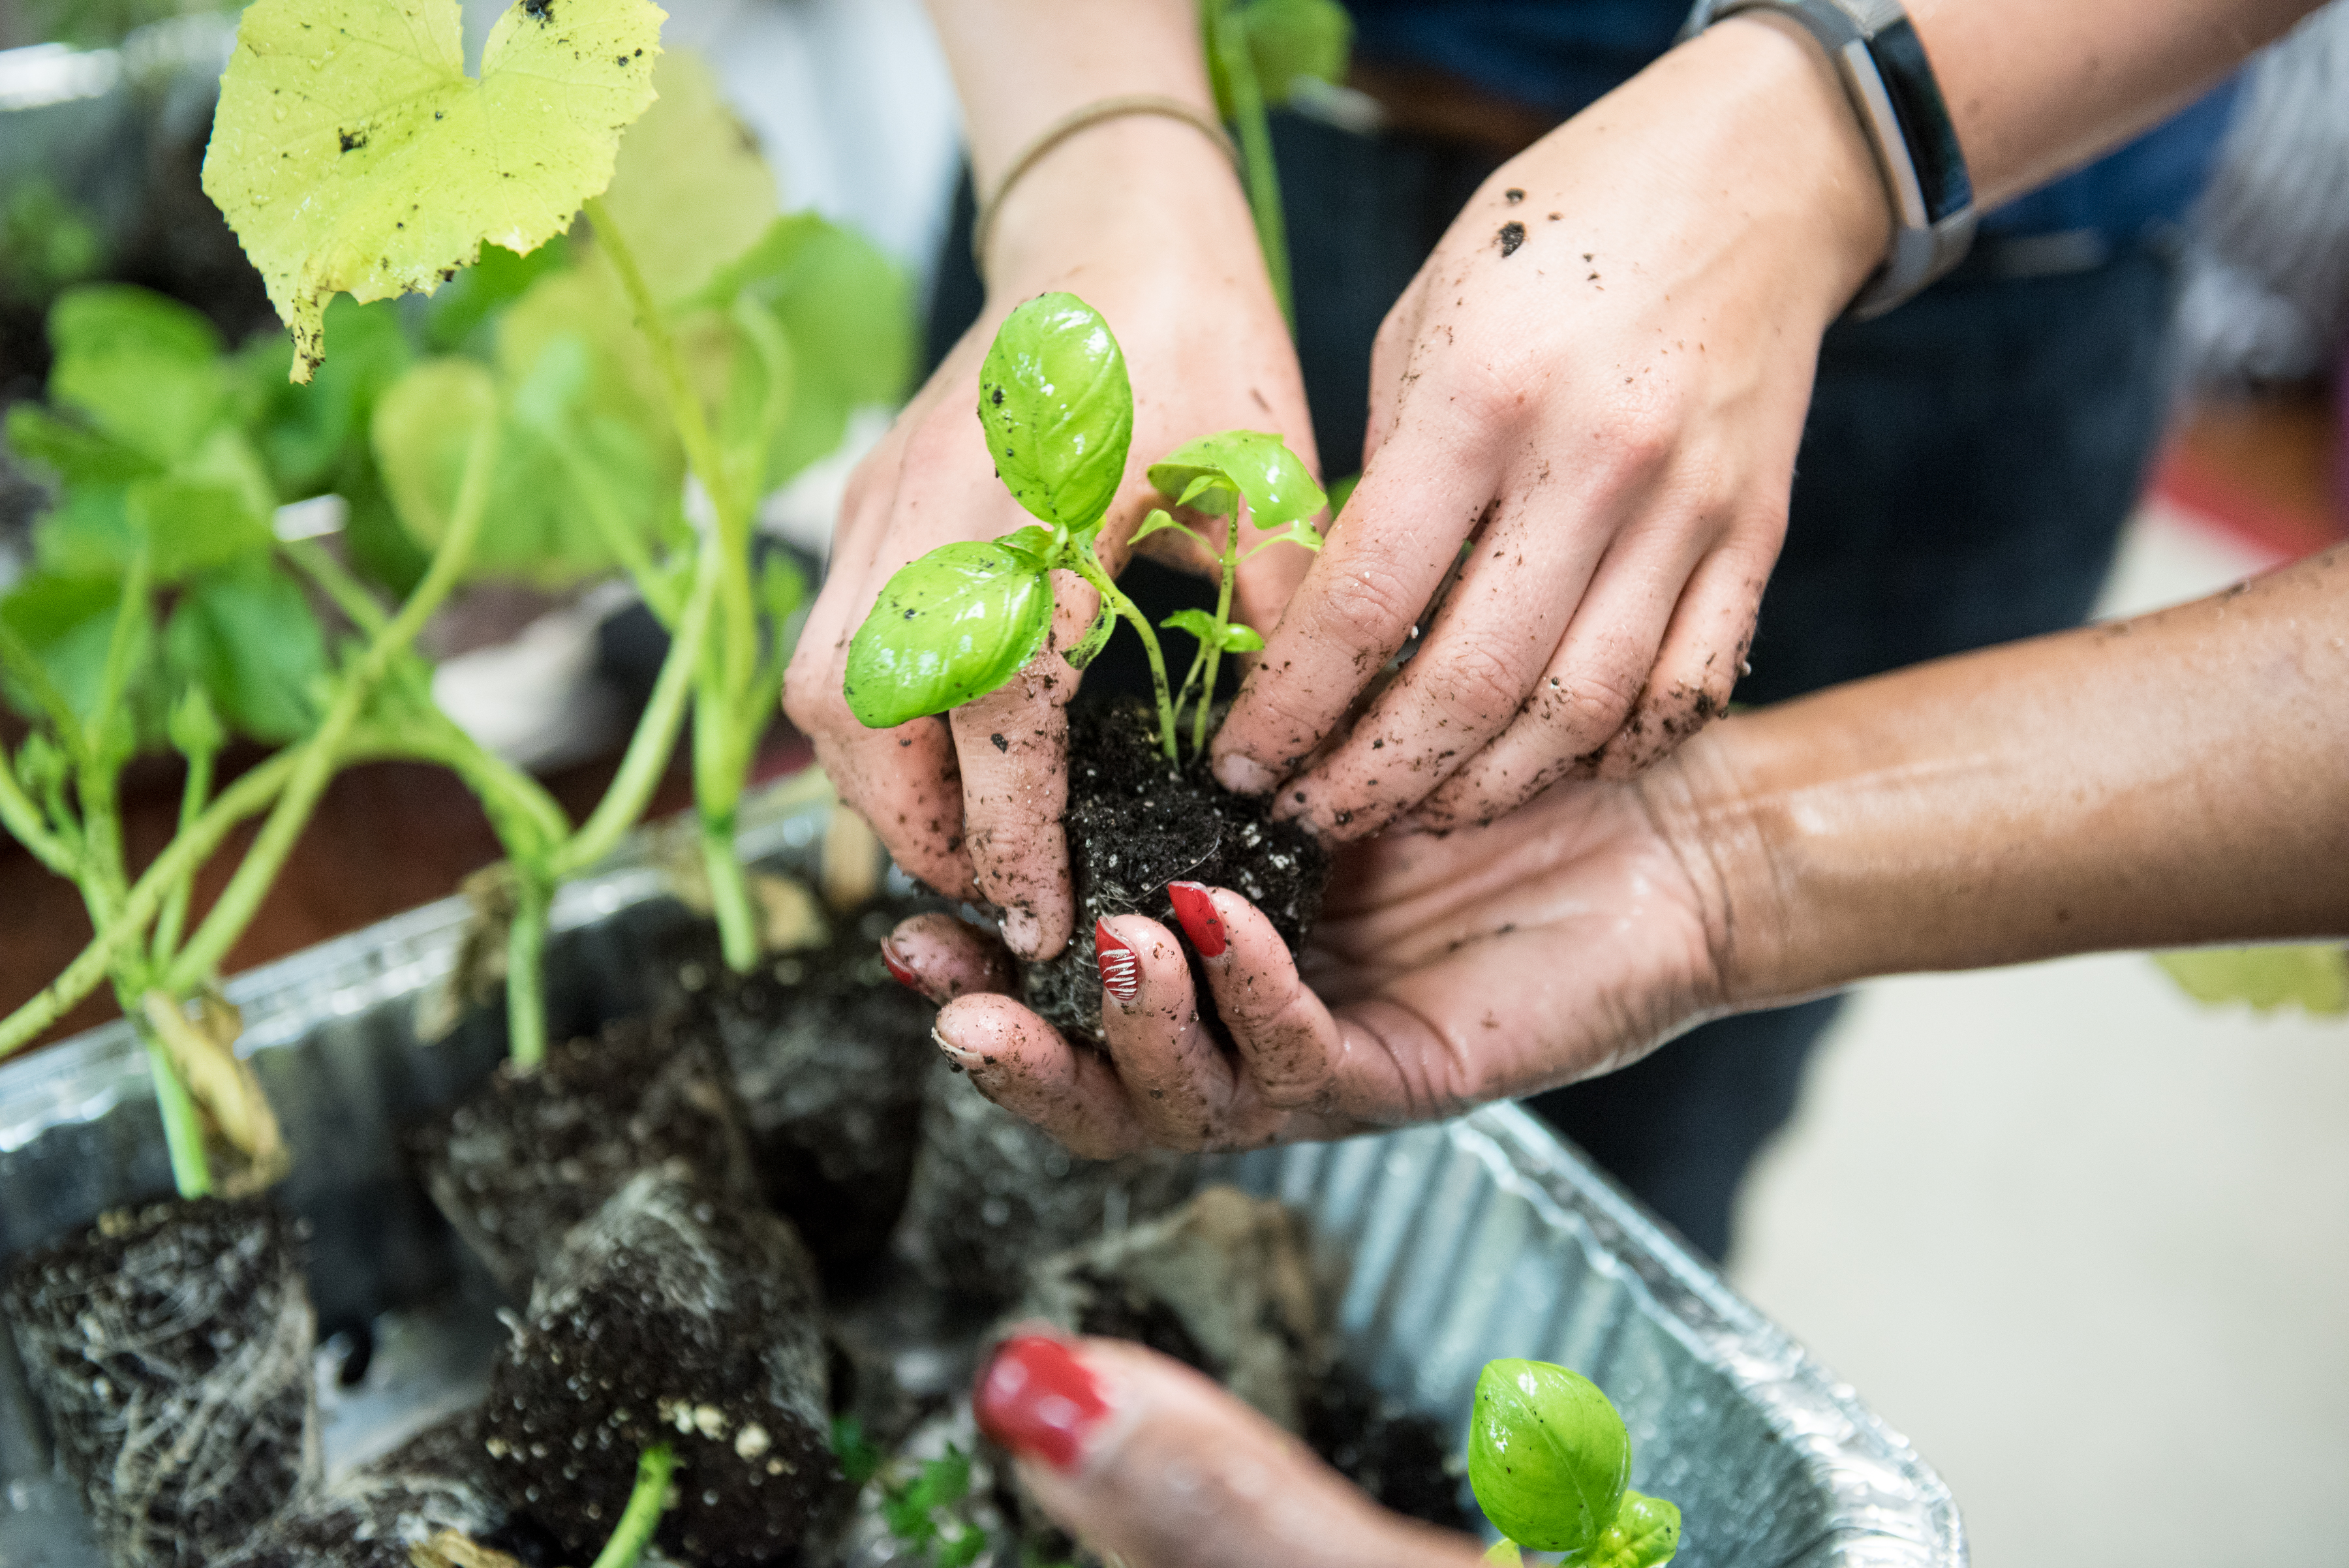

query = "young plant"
[
  {"left": 1467, "top": 1359, "right": 1681, "bottom": 1568},
  {"left": 843, "top": 292, "right": 1323, "bottom": 766},
  {"left": 833, "top": 1419, "right": 989, "bottom": 1568},
  {"left": 1201, "top": 0, "right": 1355, "bottom": 327}
]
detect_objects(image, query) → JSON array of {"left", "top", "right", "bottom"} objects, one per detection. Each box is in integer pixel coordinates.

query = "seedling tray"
[{"left": 0, "top": 776, "right": 1963, "bottom": 1567}]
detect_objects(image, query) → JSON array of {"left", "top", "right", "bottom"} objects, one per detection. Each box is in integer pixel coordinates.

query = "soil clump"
[
  {"left": 1022, "top": 701, "right": 1327, "bottom": 1045},
  {"left": 480, "top": 1170, "right": 844, "bottom": 1566},
  {"left": 408, "top": 1015, "right": 759, "bottom": 1299},
  {"left": 2, "top": 1196, "right": 318, "bottom": 1568}
]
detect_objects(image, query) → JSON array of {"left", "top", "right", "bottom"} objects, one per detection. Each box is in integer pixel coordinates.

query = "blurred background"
[{"left": 1, "top": 0, "right": 2344, "bottom": 1563}]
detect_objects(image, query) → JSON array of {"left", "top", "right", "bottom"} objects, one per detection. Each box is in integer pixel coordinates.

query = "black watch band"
[{"left": 1679, "top": 0, "right": 1977, "bottom": 318}]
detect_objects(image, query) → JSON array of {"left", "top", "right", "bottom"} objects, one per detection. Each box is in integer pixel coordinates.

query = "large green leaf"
[
  {"left": 4, "top": 404, "right": 159, "bottom": 489},
  {"left": 1467, "top": 1359, "right": 1631, "bottom": 1556},
  {"left": 1147, "top": 428, "right": 1326, "bottom": 530},
  {"left": 977, "top": 292, "right": 1132, "bottom": 535},
  {"left": 842, "top": 541, "right": 1054, "bottom": 728},
  {"left": 164, "top": 562, "right": 330, "bottom": 743},
  {"left": 254, "top": 295, "right": 414, "bottom": 492},
  {"left": 46, "top": 285, "right": 227, "bottom": 463},
  {"left": 590, "top": 49, "right": 777, "bottom": 307},
  {"left": 422, "top": 238, "right": 573, "bottom": 353},
  {"left": 0, "top": 573, "right": 140, "bottom": 726},
  {"left": 202, "top": 0, "right": 662, "bottom": 381},
  {"left": 684, "top": 212, "right": 915, "bottom": 490}
]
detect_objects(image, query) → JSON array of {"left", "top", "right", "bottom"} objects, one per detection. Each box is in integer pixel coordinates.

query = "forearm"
[
  {"left": 924, "top": 0, "right": 1249, "bottom": 284},
  {"left": 1674, "top": 547, "right": 2349, "bottom": 1003},
  {"left": 1907, "top": 0, "right": 2324, "bottom": 208}
]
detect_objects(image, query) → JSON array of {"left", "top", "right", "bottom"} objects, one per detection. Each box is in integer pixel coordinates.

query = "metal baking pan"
[{"left": 0, "top": 776, "right": 1963, "bottom": 1567}]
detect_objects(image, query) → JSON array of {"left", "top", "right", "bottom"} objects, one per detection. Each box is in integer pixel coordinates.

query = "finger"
[
  {"left": 978, "top": 1335, "right": 1484, "bottom": 1568},
  {"left": 1272, "top": 461, "right": 1639, "bottom": 838},
  {"left": 949, "top": 576, "right": 1096, "bottom": 961},
  {"left": 1167, "top": 884, "right": 1341, "bottom": 1116},
  {"left": 883, "top": 912, "right": 1015, "bottom": 1003},
  {"left": 931, "top": 994, "right": 1146, "bottom": 1160},
  {"left": 1211, "top": 412, "right": 1491, "bottom": 798},
  {"left": 1596, "top": 542, "right": 1764, "bottom": 778},
  {"left": 1409, "top": 523, "right": 1702, "bottom": 831},
  {"left": 1093, "top": 914, "right": 1233, "bottom": 1149}
]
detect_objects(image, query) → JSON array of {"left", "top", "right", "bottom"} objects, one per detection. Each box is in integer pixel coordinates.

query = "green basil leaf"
[
  {"left": 1218, "top": 622, "right": 1265, "bottom": 652},
  {"left": 1159, "top": 608, "right": 1261, "bottom": 653},
  {"left": 1147, "top": 429, "right": 1325, "bottom": 531},
  {"left": 1131, "top": 507, "right": 1201, "bottom": 548},
  {"left": 164, "top": 561, "right": 329, "bottom": 744},
  {"left": 978, "top": 292, "right": 1133, "bottom": 534},
  {"left": 843, "top": 541, "right": 1054, "bottom": 728},
  {"left": 1063, "top": 597, "right": 1116, "bottom": 670},
  {"left": 1250, "top": 519, "right": 1325, "bottom": 556},
  {"left": 1326, "top": 470, "right": 1360, "bottom": 517},
  {"left": 1599, "top": 1490, "right": 1683, "bottom": 1568},
  {"left": 46, "top": 285, "right": 227, "bottom": 464},
  {"left": 995, "top": 524, "right": 1060, "bottom": 566},
  {"left": 1467, "top": 1359, "right": 1631, "bottom": 1556}
]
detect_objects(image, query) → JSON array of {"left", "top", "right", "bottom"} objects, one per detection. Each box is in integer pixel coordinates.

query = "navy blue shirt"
[{"left": 1347, "top": 0, "right": 2236, "bottom": 242}]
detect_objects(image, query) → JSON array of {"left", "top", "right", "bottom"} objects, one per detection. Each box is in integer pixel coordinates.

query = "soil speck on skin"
[
  {"left": 1497, "top": 222, "right": 1526, "bottom": 256},
  {"left": 1503, "top": 187, "right": 1524, "bottom": 204}
]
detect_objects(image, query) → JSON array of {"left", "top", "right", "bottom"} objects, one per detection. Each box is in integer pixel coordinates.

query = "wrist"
[
  {"left": 982, "top": 113, "right": 1257, "bottom": 297},
  {"left": 1635, "top": 720, "right": 1799, "bottom": 1015},
  {"left": 1680, "top": 13, "right": 1897, "bottom": 313}
]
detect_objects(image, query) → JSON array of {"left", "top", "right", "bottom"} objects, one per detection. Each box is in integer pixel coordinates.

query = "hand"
[
  {"left": 887, "top": 758, "right": 1728, "bottom": 1157},
  {"left": 1209, "top": 16, "right": 1891, "bottom": 837},
  {"left": 974, "top": 1333, "right": 1483, "bottom": 1568},
  {"left": 782, "top": 117, "right": 1317, "bottom": 961}
]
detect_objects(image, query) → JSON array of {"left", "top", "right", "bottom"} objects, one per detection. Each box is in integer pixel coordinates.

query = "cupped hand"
[
  {"left": 888, "top": 760, "right": 1730, "bottom": 1157},
  {"left": 975, "top": 1333, "right": 1483, "bottom": 1568},
  {"left": 782, "top": 121, "right": 1318, "bottom": 963},
  {"left": 1209, "top": 16, "right": 1891, "bottom": 837}
]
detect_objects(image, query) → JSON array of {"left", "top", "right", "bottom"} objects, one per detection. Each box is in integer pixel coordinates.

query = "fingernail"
[
  {"left": 975, "top": 1335, "right": 1110, "bottom": 1472},
  {"left": 882, "top": 939, "right": 921, "bottom": 992},
  {"left": 1214, "top": 752, "right": 1279, "bottom": 796},
  {"left": 1002, "top": 906, "right": 1042, "bottom": 960},
  {"left": 1094, "top": 919, "right": 1141, "bottom": 1007},
  {"left": 1166, "top": 882, "right": 1226, "bottom": 958},
  {"left": 931, "top": 1023, "right": 985, "bottom": 1074}
]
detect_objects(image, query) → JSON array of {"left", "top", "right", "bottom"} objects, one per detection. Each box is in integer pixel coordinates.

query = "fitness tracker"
[{"left": 1680, "top": 0, "right": 1977, "bottom": 318}]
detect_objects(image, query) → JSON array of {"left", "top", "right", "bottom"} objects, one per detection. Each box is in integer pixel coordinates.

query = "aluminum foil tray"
[{"left": 0, "top": 778, "right": 1962, "bottom": 1567}]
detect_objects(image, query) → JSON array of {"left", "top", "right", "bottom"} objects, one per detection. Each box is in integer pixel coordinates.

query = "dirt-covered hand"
[
  {"left": 782, "top": 117, "right": 1314, "bottom": 964},
  {"left": 906, "top": 761, "right": 1726, "bottom": 1157},
  {"left": 975, "top": 1333, "right": 1484, "bottom": 1568},
  {"left": 1209, "top": 16, "right": 1890, "bottom": 837}
]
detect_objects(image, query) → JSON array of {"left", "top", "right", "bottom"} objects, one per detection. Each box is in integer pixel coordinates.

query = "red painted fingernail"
[
  {"left": 882, "top": 940, "right": 921, "bottom": 992},
  {"left": 975, "top": 1335, "right": 1110, "bottom": 1471},
  {"left": 1167, "top": 882, "right": 1227, "bottom": 958},
  {"left": 1094, "top": 919, "right": 1141, "bottom": 1006}
]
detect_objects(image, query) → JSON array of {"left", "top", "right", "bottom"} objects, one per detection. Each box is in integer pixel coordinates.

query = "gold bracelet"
[{"left": 970, "top": 94, "right": 1238, "bottom": 281}]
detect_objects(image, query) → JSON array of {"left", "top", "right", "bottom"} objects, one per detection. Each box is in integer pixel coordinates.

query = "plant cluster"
[
  {"left": 833, "top": 1420, "right": 990, "bottom": 1568},
  {"left": 1467, "top": 1359, "right": 1681, "bottom": 1567},
  {"left": 844, "top": 292, "right": 1323, "bottom": 765},
  {"left": 0, "top": 0, "right": 906, "bottom": 1204}
]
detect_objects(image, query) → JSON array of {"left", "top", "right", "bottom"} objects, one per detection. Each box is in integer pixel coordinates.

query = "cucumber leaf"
[
  {"left": 977, "top": 292, "right": 1132, "bottom": 535},
  {"left": 164, "top": 562, "right": 330, "bottom": 743},
  {"left": 844, "top": 541, "right": 1054, "bottom": 728},
  {"left": 0, "top": 573, "right": 143, "bottom": 728},
  {"left": 45, "top": 285, "right": 226, "bottom": 463},
  {"left": 202, "top": 0, "right": 662, "bottom": 381},
  {"left": 590, "top": 50, "right": 777, "bottom": 308}
]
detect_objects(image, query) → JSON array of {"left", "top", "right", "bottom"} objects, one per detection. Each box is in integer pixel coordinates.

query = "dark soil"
[
  {"left": 656, "top": 904, "right": 940, "bottom": 1283},
  {"left": 1022, "top": 700, "right": 1328, "bottom": 1045},
  {"left": 480, "top": 1171, "right": 845, "bottom": 1566},
  {"left": 897, "top": 1068, "right": 1197, "bottom": 1306},
  {"left": 214, "top": 1410, "right": 508, "bottom": 1568},
  {"left": 1, "top": 1196, "right": 318, "bottom": 1568},
  {"left": 408, "top": 1014, "right": 760, "bottom": 1299},
  {"left": 1302, "top": 1362, "right": 1474, "bottom": 1533}
]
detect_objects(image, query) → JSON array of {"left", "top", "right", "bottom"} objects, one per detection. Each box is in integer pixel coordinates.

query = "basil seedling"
[
  {"left": 844, "top": 292, "right": 1323, "bottom": 765},
  {"left": 1469, "top": 1359, "right": 1681, "bottom": 1567}
]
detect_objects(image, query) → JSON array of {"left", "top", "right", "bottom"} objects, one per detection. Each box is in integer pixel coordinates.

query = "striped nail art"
[{"left": 1094, "top": 919, "right": 1141, "bottom": 1006}]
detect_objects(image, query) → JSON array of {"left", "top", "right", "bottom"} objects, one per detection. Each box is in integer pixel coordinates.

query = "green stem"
[
  {"left": 1191, "top": 498, "right": 1246, "bottom": 758},
  {"left": 279, "top": 536, "right": 390, "bottom": 634},
  {"left": 0, "top": 742, "right": 77, "bottom": 878},
  {"left": 162, "top": 420, "right": 502, "bottom": 997},
  {"left": 1072, "top": 541, "right": 1179, "bottom": 764},
  {"left": 151, "top": 745, "right": 217, "bottom": 967},
  {"left": 590, "top": 1443, "right": 675, "bottom": 1568},
  {"left": 140, "top": 1023, "right": 213, "bottom": 1199},
  {"left": 701, "top": 805, "right": 759, "bottom": 972},
  {"left": 548, "top": 540, "right": 723, "bottom": 879},
  {"left": 0, "top": 617, "right": 92, "bottom": 773},
  {"left": 504, "top": 871, "right": 551, "bottom": 1071},
  {"left": 1209, "top": 1, "right": 1294, "bottom": 329},
  {"left": 87, "top": 547, "right": 150, "bottom": 758}
]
